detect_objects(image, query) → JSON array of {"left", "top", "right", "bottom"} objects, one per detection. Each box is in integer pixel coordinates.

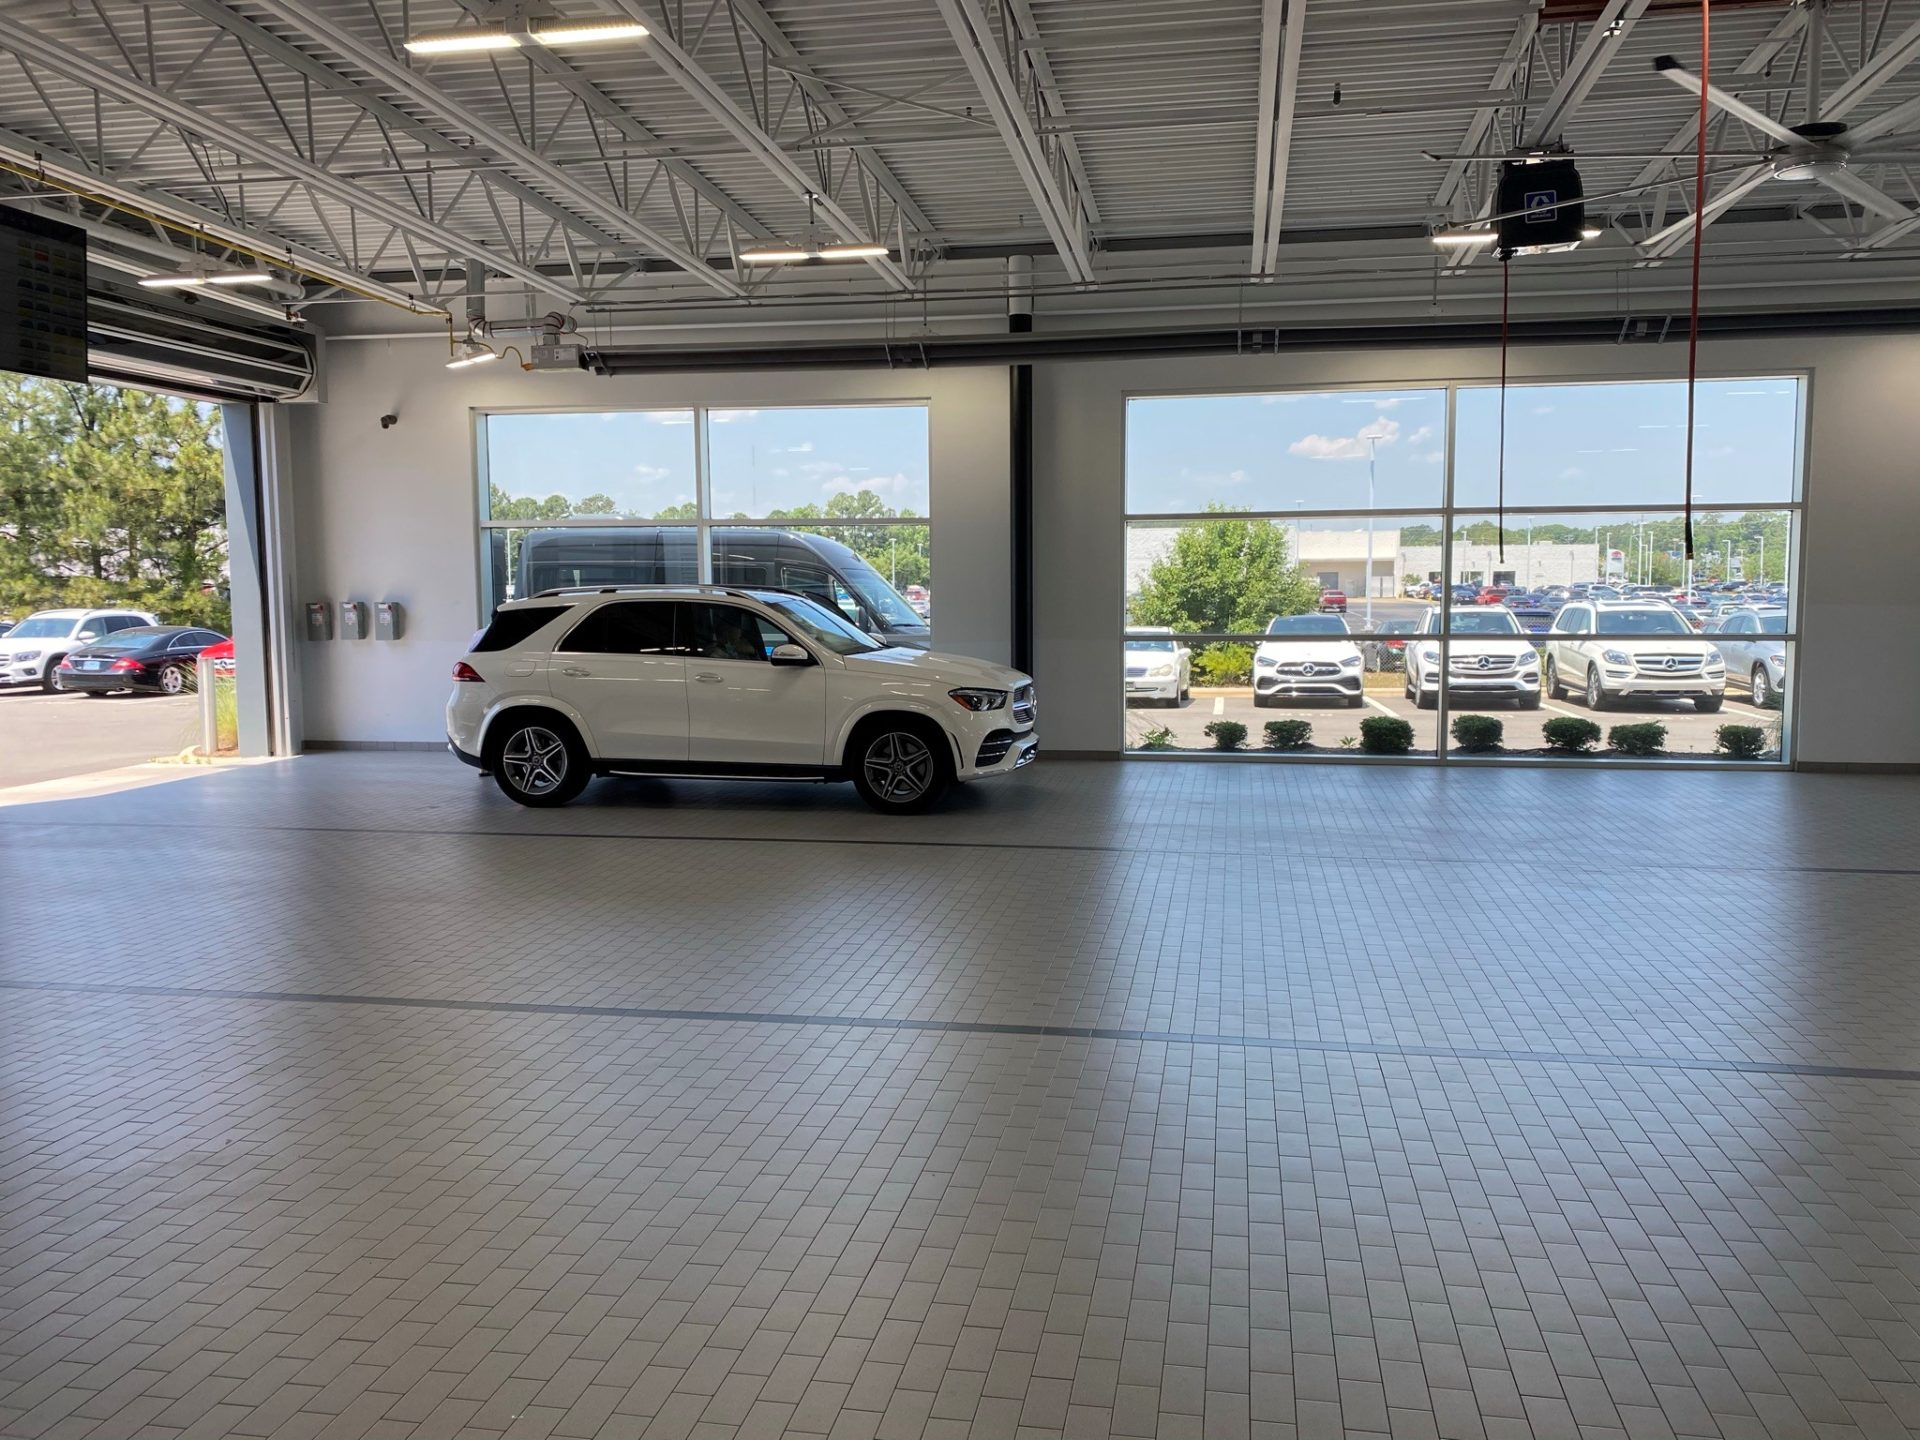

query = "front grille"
[
  {"left": 1124, "top": 666, "right": 1147, "bottom": 678},
  {"left": 1632, "top": 652, "right": 1704, "bottom": 677},
  {"left": 1275, "top": 661, "right": 1344, "bottom": 677},
  {"left": 1449, "top": 654, "right": 1517, "bottom": 674},
  {"left": 976, "top": 730, "right": 1018, "bottom": 767},
  {"left": 1011, "top": 682, "right": 1036, "bottom": 725}
]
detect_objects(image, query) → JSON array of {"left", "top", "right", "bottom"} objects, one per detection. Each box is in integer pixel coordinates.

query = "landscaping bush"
[
  {"left": 1715, "top": 724, "right": 1769, "bottom": 759},
  {"left": 1607, "top": 721, "right": 1667, "bottom": 757},
  {"left": 1542, "top": 717, "right": 1601, "bottom": 753},
  {"left": 1358, "top": 715, "right": 1414, "bottom": 755},
  {"left": 1263, "top": 719, "right": 1312, "bottom": 750},
  {"left": 1139, "top": 726, "right": 1175, "bottom": 751},
  {"left": 1193, "top": 643, "right": 1254, "bottom": 687},
  {"left": 1203, "top": 719, "right": 1248, "bottom": 750},
  {"left": 1450, "top": 714, "right": 1504, "bottom": 752}
]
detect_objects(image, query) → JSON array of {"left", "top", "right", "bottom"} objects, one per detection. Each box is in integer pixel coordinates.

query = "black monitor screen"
[{"left": 0, "top": 210, "right": 87, "bottom": 383}]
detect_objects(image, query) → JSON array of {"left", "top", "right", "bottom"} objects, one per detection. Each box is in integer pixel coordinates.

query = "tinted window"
[
  {"left": 1596, "top": 608, "right": 1689, "bottom": 635},
  {"left": 1265, "top": 615, "right": 1349, "bottom": 636},
  {"left": 561, "top": 602, "right": 676, "bottom": 655},
  {"left": 1449, "top": 611, "right": 1523, "bottom": 635},
  {"left": 475, "top": 605, "right": 570, "bottom": 652},
  {"left": 681, "top": 603, "right": 770, "bottom": 661},
  {"left": 105, "top": 615, "right": 143, "bottom": 633}
]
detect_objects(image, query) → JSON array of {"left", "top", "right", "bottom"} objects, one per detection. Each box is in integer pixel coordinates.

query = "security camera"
[{"left": 379, "top": 413, "right": 398, "bottom": 430}]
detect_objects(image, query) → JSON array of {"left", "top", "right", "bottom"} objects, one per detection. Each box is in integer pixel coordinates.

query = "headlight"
[
  {"left": 947, "top": 688, "right": 1007, "bottom": 712},
  {"left": 1602, "top": 649, "right": 1631, "bottom": 666},
  {"left": 1338, "top": 655, "right": 1360, "bottom": 668},
  {"left": 1149, "top": 664, "right": 1174, "bottom": 678},
  {"left": 1419, "top": 646, "right": 1442, "bottom": 664},
  {"left": 12, "top": 649, "right": 39, "bottom": 662},
  {"left": 1767, "top": 653, "right": 1786, "bottom": 668},
  {"left": 1255, "top": 654, "right": 1277, "bottom": 668}
]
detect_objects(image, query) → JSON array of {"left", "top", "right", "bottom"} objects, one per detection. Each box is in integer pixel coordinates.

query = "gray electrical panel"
[
  {"left": 305, "top": 601, "right": 333, "bottom": 640},
  {"left": 374, "top": 601, "right": 405, "bottom": 641},
  {"left": 339, "top": 600, "right": 368, "bottom": 639}
]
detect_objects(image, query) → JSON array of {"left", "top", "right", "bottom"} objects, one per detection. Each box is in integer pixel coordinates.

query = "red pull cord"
[{"left": 1684, "top": 0, "right": 1710, "bottom": 561}]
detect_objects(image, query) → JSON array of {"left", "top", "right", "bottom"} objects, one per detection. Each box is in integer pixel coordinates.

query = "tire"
[
  {"left": 1546, "top": 657, "right": 1565, "bottom": 700},
  {"left": 488, "top": 714, "right": 590, "bottom": 807},
  {"left": 1585, "top": 667, "right": 1610, "bottom": 711},
  {"left": 1254, "top": 693, "right": 1273, "bottom": 709},
  {"left": 1179, "top": 681, "right": 1190, "bottom": 705},
  {"left": 1751, "top": 666, "right": 1774, "bottom": 709},
  {"left": 1414, "top": 684, "right": 1436, "bottom": 711},
  {"left": 1694, "top": 695, "right": 1723, "bottom": 713},
  {"left": 158, "top": 663, "right": 193, "bottom": 695},
  {"left": 41, "top": 658, "right": 65, "bottom": 693},
  {"left": 849, "top": 720, "right": 951, "bottom": 814},
  {"left": 1346, "top": 693, "right": 1365, "bottom": 709}
]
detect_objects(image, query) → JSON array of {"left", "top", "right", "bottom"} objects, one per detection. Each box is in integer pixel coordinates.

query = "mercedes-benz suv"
[
  {"left": 1545, "top": 601, "right": 1726, "bottom": 712},
  {"left": 447, "top": 585, "right": 1036, "bottom": 812},
  {"left": 1404, "top": 606, "right": 1541, "bottom": 709},
  {"left": 1252, "top": 613, "right": 1365, "bottom": 707}
]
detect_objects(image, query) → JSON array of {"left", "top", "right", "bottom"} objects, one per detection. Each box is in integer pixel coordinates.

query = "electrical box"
[
  {"left": 339, "top": 600, "right": 368, "bottom": 639},
  {"left": 374, "top": 601, "right": 405, "bottom": 641},
  {"left": 305, "top": 601, "right": 334, "bottom": 640},
  {"left": 530, "top": 341, "right": 585, "bottom": 371}
]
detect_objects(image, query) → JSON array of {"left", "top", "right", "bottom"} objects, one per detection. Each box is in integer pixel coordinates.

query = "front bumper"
[
  {"left": 1, "top": 659, "right": 49, "bottom": 686},
  {"left": 1600, "top": 667, "right": 1725, "bottom": 698},
  {"left": 1125, "top": 676, "right": 1180, "bottom": 701},
  {"left": 958, "top": 725, "right": 1037, "bottom": 780},
  {"left": 1255, "top": 673, "right": 1362, "bottom": 699},
  {"left": 1419, "top": 671, "right": 1539, "bottom": 695}
]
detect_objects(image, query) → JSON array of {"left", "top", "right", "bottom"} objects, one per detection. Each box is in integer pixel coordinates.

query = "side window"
[
  {"left": 682, "top": 603, "right": 771, "bottom": 662},
  {"left": 560, "top": 602, "right": 676, "bottom": 655},
  {"left": 752, "top": 615, "right": 796, "bottom": 655},
  {"left": 108, "top": 615, "right": 141, "bottom": 633}
]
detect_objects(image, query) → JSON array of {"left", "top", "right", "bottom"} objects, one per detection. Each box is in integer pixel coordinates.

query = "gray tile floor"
[{"left": 4, "top": 756, "right": 1920, "bottom": 1440}]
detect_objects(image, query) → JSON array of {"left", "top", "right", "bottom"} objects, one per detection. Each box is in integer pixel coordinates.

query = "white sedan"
[{"left": 1124, "top": 628, "right": 1191, "bottom": 706}]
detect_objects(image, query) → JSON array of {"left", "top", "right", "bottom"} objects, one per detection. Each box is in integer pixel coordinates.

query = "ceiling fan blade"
[
  {"left": 1816, "top": 168, "right": 1916, "bottom": 222},
  {"left": 1639, "top": 163, "right": 1774, "bottom": 260},
  {"left": 1846, "top": 133, "right": 1920, "bottom": 154},
  {"left": 1421, "top": 150, "right": 1771, "bottom": 163},
  {"left": 1651, "top": 55, "right": 1804, "bottom": 147}
]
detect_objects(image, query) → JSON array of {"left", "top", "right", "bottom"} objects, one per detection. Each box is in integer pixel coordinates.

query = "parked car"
[
  {"left": 55, "top": 625, "right": 228, "bottom": 696},
  {"left": 1449, "top": 584, "right": 1480, "bottom": 606},
  {"left": 1252, "top": 614, "right": 1365, "bottom": 708},
  {"left": 0, "top": 618, "right": 12, "bottom": 638},
  {"left": 1541, "top": 585, "right": 1570, "bottom": 601},
  {"left": 903, "top": 584, "right": 931, "bottom": 619},
  {"left": 1507, "top": 605, "right": 1559, "bottom": 634},
  {"left": 1404, "top": 607, "right": 1541, "bottom": 710},
  {"left": 1544, "top": 601, "right": 1726, "bottom": 711},
  {"left": 515, "top": 526, "right": 933, "bottom": 650},
  {"left": 1475, "top": 585, "right": 1510, "bottom": 605},
  {"left": 1317, "top": 588, "right": 1348, "bottom": 614},
  {"left": 1362, "top": 619, "right": 1418, "bottom": 672},
  {"left": 200, "top": 636, "right": 235, "bottom": 673},
  {"left": 447, "top": 585, "right": 1035, "bottom": 812},
  {"left": 1704, "top": 607, "right": 1788, "bottom": 708},
  {"left": 0, "top": 608, "right": 161, "bottom": 691},
  {"left": 1124, "top": 627, "right": 1191, "bottom": 707}
]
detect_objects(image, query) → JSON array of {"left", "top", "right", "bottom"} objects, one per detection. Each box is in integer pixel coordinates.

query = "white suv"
[
  {"left": 1252, "top": 613, "right": 1365, "bottom": 707},
  {"left": 448, "top": 585, "right": 1037, "bottom": 812},
  {"left": 1404, "top": 606, "right": 1541, "bottom": 710},
  {"left": 1545, "top": 601, "right": 1726, "bottom": 712},
  {"left": 0, "top": 608, "right": 160, "bottom": 691}
]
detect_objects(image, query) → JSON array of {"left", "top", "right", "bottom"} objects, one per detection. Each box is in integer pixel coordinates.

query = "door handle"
[
  {"left": 561, "top": 666, "right": 591, "bottom": 676},
  {"left": 694, "top": 672, "right": 722, "bottom": 684}
]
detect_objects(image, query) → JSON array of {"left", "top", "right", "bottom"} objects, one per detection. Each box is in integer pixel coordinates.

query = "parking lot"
[
  {"left": 0, "top": 688, "right": 200, "bottom": 788},
  {"left": 1125, "top": 679, "right": 1781, "bottom": 756}
]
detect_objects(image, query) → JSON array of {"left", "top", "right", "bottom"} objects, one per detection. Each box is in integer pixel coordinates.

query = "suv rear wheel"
[
  {"left": 850, "top": 721, "right": 951, "bottom": 814},
  {"left": 489, "top": 714, "right": 589, "bottom": 807}
]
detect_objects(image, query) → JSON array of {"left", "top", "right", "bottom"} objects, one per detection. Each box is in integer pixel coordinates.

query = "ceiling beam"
[
  {"left": 929, "top": 0, "right": 1096, "bottom": 285},
  {"left": 1252, "top": 0, "right": 1307, "bottom": 277},
  {"left": 245, "top": 0, "right": 745, "bottom": 298},
  {"left": 1523, "top": 0, "right": 1655, "bottom": 146},
  {"left": 0, "top": 13, "right": 578, "bottom": 304},
  {"left": 604, "top": 0, "right": 914, "bottom": 289},
  {"left": 1625, "top": 6, "right": 1805, "bottom": 192},
  {"left": 1433, "top": 8, "right": 1540, "bottom": 214}
]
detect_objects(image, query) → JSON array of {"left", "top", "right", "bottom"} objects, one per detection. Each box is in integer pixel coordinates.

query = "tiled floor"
[{"left": 4, "top": 756, "right": 1920, "bottom": 1440}]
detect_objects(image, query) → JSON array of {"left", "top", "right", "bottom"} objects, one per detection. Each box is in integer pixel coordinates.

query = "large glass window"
[
  {"left": 1124, "top": 380, "right": 1801, "bottom": 764},
  {"left": 478, "top": 405, "right": 932, "bottom": 645}
]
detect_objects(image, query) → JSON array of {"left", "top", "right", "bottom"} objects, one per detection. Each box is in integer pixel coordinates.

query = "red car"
[
  {"left": 1318, "top": 589, "right": 1348, "bottom": 613},
  {"left": 1476, "top": 586, "right": 1510, "bottom": 605},
  {"left": 201, "top": 637, "right": 235, "bottom": 673}
]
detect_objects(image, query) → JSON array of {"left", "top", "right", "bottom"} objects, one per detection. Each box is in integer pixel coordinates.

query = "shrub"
[
  {"left": 1203, "top": 719, "right": 1247, "bottom": 750},
  {"left": 1715, "top": 724, "right": 1768, "bottom": 759},
  {"left": 1263, "top": 719, "right": 1312, "bottom": 750},
  {"left": 1450, "top": 714, "right": 1504, "bottom": 752},
  {"left": 1192, "top": 643, "right": 1254, "bottom": 688},
  {"left": 1359, "top": 715, "right": 1414, "bottom": 755},
  {"left": 1138, "top": 726, "right": 1175, "bottom": 751},
  {"left": 1542, "top": 716, "right": 1601, "bottom": 753},
  {"left": 1607, "top": 721, "right": 1667, "bottom": 757}
]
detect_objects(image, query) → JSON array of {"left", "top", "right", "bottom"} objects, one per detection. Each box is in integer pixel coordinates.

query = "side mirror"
[
  {"left": 769, "top": 643, "right": 813, "bottom": 667},
  {"left": 76, "top": 629, "right": 99, "bottom": 641}
]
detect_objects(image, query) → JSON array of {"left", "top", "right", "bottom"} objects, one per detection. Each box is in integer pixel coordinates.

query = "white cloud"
[
  {"left": 797, "top": 459, "right": 840, "bottom": 476},
  {"left": 1559, "top": 465, "right": 1585, "bottom": 481},
  {"left": 774, "top": 440, "right": 815, "bottom": 453},
  {"left": 1531, "top": 404, "right": 1555, "bottom": 415},
  {"left": 772, "top": 467, "right": 789, "bottom": 477},
  {"left": 632, "top": 463, "right": 670, "bottom": 481},
  {"left": 1416, "top": 450, "right": 1443, "bottom": 465},
  {"left": 821, "top": 470, "right": 912, "bottom": 497},
  {"left": 1407, "top": 425, "right": 1435, "bottom": 445},
  {"left": 1288, "top": 417, "right": 1400, "bottom": 461}
]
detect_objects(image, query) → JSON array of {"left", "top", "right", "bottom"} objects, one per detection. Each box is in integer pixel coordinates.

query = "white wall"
[
  {"left": 1034, "top": 336, "right": 1920, "bottom": 766},
  {"left": 289, "top": 344, "right": 1009, "bottom": 744}
]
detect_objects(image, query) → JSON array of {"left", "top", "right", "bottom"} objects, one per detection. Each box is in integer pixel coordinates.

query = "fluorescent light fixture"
[
  {"left": 740, "top": 241, "right": 892, "bottom": 263},
  {"left": 739, "top": 246, "right": 816, "bottom": 264},
  {"left": 530, "top": 18, "right": 648, "bottom": 44},
  {"left": 138, "top": 271, "right": 211, "bottom": 289},
  {"left": 1580, "top": 226, "right": 1603, "bottom": 240},
  {"left": 446, "top": 341, "right": 500, "bottom": 370},
  {"left": 404, "top": 25, "right": 519, "bottom": 54},
  {"left": 138, "top": 265, "right": 277, "bottom": 288},
  {"left": 205, "top": 268, "right": 279, "bottom": 286},
  {"left": 1430, "top": 230, "right": 1496, "bottom": 246},
  {"left": 818, "top": 243, "right": 891, "bottom": 260}
]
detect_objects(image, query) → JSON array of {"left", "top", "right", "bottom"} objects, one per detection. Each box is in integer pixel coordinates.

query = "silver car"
[{"left": 1704, "top": 607, "right": 1788, "bottom": 708}]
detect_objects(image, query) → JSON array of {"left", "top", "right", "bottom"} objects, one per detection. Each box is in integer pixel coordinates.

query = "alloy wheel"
[
  {"left": 1752, "top": 667, "right": 1773, "bottom": 708},
  {"left": 502, "top": 726, "right": 570, "bottom": 796},
  {"left": 160, "top": 664, "right": 190, "bottom": 695},
  {"left": 864, "top": 732, "right": 934, "bottom": 803}
]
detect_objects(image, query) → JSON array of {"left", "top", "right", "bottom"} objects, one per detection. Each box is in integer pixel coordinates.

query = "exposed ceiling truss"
[{"left": 1251, "top": 0, "right": 1306, "bottom": 277}]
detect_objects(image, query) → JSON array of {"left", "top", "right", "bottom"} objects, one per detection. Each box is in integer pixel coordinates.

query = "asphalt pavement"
[{"left": 0, "top": 688, "right": 200, "bottom": 788}]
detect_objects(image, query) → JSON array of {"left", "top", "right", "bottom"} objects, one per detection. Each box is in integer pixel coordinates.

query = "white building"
[
  {"left": 1399, "top": 541, "right": 1600, "bottom": 588},
  {"left": 1128, "top": 525, "right": 1401, "bottom": 599}
]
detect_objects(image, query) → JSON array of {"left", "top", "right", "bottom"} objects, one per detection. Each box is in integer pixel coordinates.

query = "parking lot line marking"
[
  {"left": 1365, "top": 696, "right": 1397, "bottom": 716},
  {"left": 1212, "top": 696, "right": 1224, "bottom": 716},
  {"left": 1541, "top": 701, "right": 1590, "bottom": 720}
]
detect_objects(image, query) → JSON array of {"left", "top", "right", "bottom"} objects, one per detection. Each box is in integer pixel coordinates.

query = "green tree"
[
  {"left": 766, "top": 489, "right": 930, "bottom": 591},
  {"left": 0, "top": 376, "right": 229, "bottom": 630},
  {"left": 1129, "top": 508, "right": 1318, "bottom": 634}
]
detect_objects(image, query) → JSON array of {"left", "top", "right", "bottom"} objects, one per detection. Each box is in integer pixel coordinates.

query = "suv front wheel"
[
  {"left": 850, "top": 722, "right": 951, "bottom": 814},
  {"left": 490, "top": 715, "right": 590, "bottom": 807}
]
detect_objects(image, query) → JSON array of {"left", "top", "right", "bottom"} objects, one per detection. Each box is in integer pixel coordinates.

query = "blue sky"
[
  {"left": 485, "top": 405, "right": 930, "bottom": 517},
  {"left": 1127, "top": 380, "right": 1800, "bottom": 515}
]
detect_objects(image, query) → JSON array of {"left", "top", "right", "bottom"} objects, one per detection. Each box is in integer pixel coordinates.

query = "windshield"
[
  {"left": 822, "top": 547, "right": 924, "bottom": 631},
  {"left": 1758, "top": 613, "right": 1787, "bottom": 634},
  {"left": 1449, "top": 611, "right": 1523, "bottom": 635},
  {"left": 1266, "top": 614, "right": 1349, "bottom": 636},
  {"left": 1125, "top": 638, "right": 1176, "bottom": 652},
  {"left": 6, "top": 615, "right": 78, "bottom": 639},
  {"left": 1600, "top": 609, "right": 1690, "bottom": 634},
  {"left": 754, "top": 593, "right": 883, "bottom": 656}
]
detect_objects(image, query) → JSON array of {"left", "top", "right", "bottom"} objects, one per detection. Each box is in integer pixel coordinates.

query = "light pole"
[{"left": 1364, "top": 434, "right": 1377, "bottom": 626}]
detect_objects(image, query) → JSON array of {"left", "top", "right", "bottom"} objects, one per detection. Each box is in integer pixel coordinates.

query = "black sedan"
[{"left": 55, "top": 625, "right": 228, "bottom": 695}]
